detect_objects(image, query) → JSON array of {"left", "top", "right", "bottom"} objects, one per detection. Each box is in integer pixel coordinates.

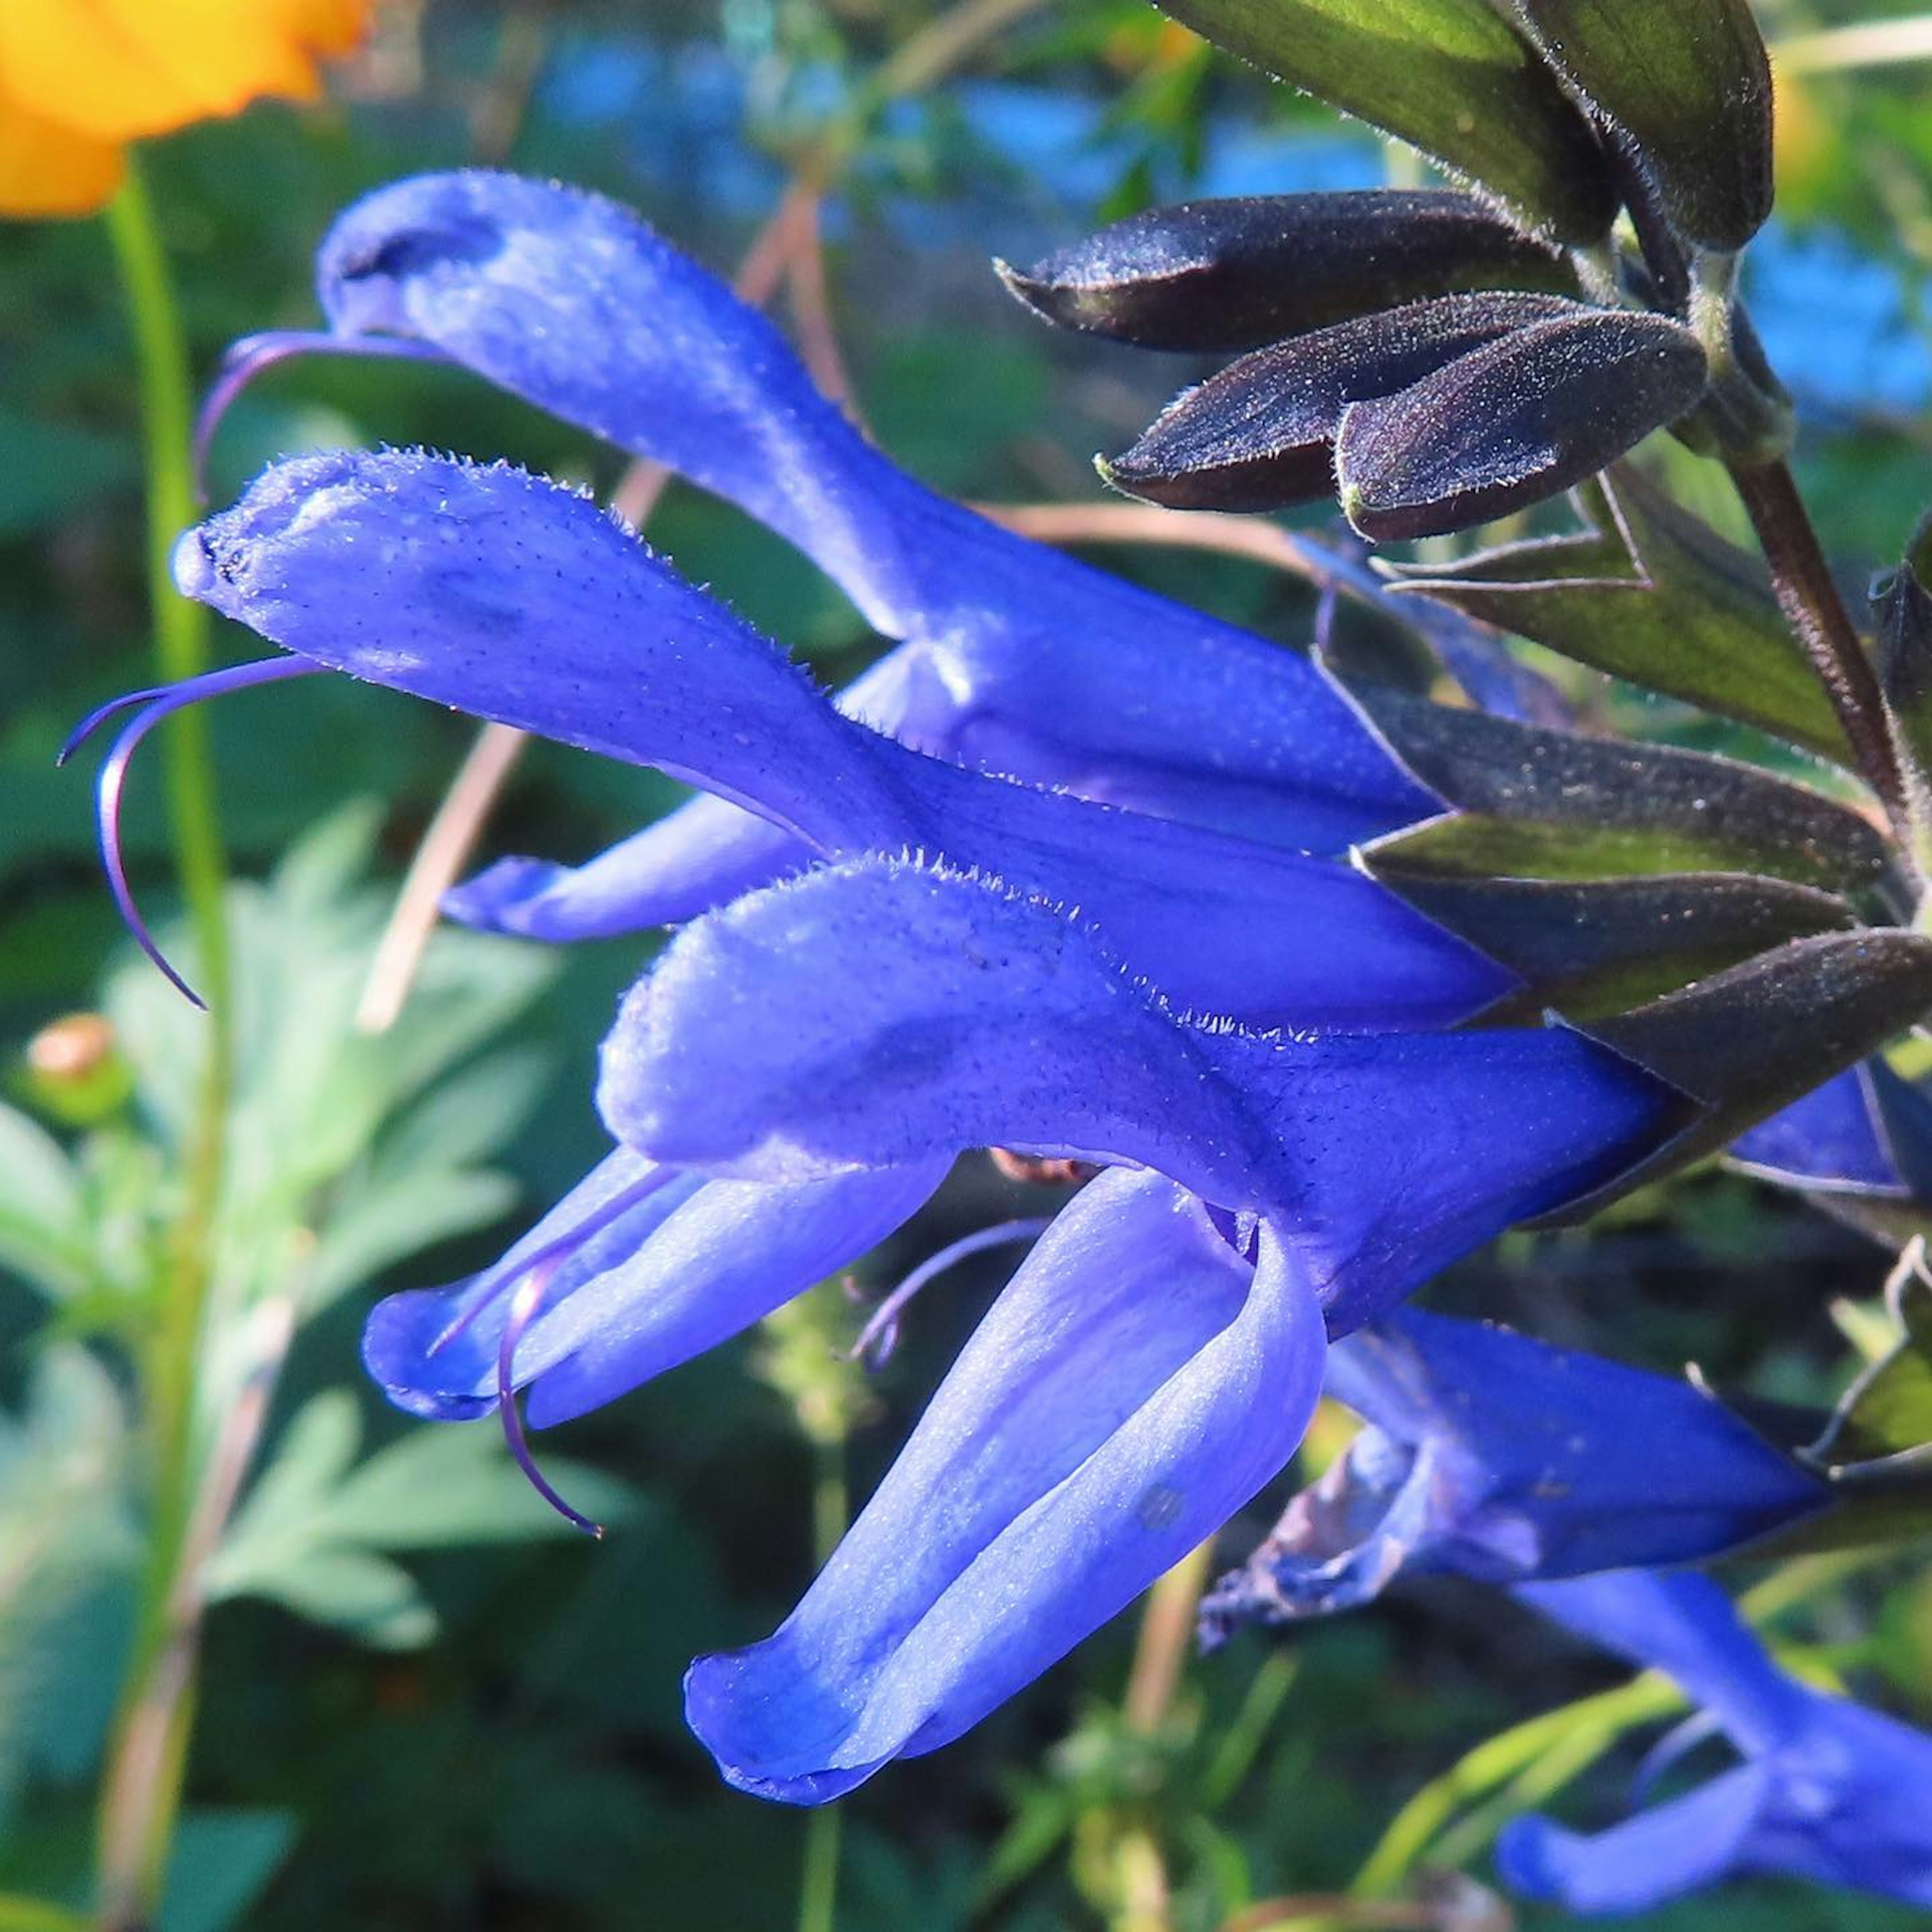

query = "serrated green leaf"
[
  {"left": 305, "top": 1168, "right": 519, "bottom": 1313},
  {"left": 1348, "top": 680, "right": 1893, "bottom": 896},
  {"left": 1388, "top": 467, "right": 1850, "bottom": 762},
  {"left": 0, "top": 1349, "right": 137, "bottom": 1825},
  {"left": 232, "top": 1546, "right": 438, "bottom": 1650},
  {"left": 1155, "top": 0, "right": 1616, "bottom": 240},
  {"left": 316, "top": 1424, "right": 634, "bottom": 1551},
  {"left": 0, "top": 1107, "right": 89, "bottom": 1302},
  {"left": 1506, "top": 0, "right": 1774, "bottom": 251}
]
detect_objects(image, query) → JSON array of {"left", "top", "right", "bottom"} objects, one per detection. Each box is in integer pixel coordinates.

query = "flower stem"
[
  {"left": 96, "top": 158, "right": 236, "bottom": 1932},
  {"left": 1727, "top": 455, "right": 1916, "bottom": 849},
  {"left": 797, "top": 1434, "right": 849, "bottom": 1932}
]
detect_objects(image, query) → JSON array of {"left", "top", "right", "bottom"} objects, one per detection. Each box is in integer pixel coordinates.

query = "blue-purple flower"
[
  {"left": 1500, "top": 1569, "right": 1932, "bottom": 1913},
  {"left": 79, "top": 166, "right": 1872, "bottom": 1804},
  {"left": 1200, "top": 1308, "right": 1828, "bottom": 1637}
]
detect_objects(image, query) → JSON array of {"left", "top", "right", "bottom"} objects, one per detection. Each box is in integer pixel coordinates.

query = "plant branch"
[{"left": 1728, "top": 457, "right": 1915, "bottom": 847}]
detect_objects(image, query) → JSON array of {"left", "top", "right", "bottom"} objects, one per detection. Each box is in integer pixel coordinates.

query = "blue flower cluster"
[{"left": 97, "top": 170, "right": 1932, "bottom": 1904}]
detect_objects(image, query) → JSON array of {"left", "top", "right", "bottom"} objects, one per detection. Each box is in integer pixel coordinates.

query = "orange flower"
[{"left": 0, "top": 0, "right": 370, "bottom": 217}]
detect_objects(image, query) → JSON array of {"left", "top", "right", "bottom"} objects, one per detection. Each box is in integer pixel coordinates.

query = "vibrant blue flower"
[
  {"left": 202, "top": 166, "right": 1439, "bottom": 949},
  {"left": 1731, "top": 1058, "right": 1932, "bottom": 1199},
  {"left": 176, "top": 446, "right": 1511, "bottom": 1031},
  {"left": 143, "top": 168, "right": 1727, "bottom": 1803},
  {"left": 350, "top": 855, "right": 1674, "bottom": 1797},
  {"left": 1199, "top": 1308, "right": 1828, "bottom": 1637},
  {"left": 1500, "top": 1569, "right": 1932, "bottom": 1913}
]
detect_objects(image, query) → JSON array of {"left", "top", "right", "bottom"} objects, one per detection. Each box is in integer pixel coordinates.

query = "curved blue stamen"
[
  {"left": 64, "top": 657, "right": 320, "bottom": 1008},
  {"left": 194, "top": 331, "right": 455, "bottom": 493},
  {"left": 497, "top": 1255, "right": 604, "bottom": 1539},
  {"left": 850, "top": 1216, "right": 1054, "bottom": 1370}
]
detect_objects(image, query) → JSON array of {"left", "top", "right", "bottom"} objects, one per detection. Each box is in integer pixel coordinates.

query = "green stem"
[
  {"left": 0, "top": 1896, "right": 92, "bottom": 1932},
  {"left": 797, "top": 1437, "right": 849, "bottom": 1932},
  {"left": 96, "top": 157, "right": 235, "bottom": 1932}
]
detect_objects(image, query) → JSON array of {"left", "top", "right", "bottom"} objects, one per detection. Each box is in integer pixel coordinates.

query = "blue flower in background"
[
  {"left": 1200, "top": 1308, "right": 1828, "bottom": 1638},
  {"left": 1501, "top": 1569, "right": 1932, "bottom": 1913}
]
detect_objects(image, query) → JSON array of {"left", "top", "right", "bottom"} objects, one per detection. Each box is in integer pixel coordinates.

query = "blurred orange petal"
[
  {"left": 0, "top": 0, "right": 369, "bottom": 145},
  {"left": 0, "top": 93, "right": 124, "bottom": 215}
]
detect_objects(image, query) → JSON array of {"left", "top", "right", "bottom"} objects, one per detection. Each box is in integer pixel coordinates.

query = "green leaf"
[
  {"left": 0, "top": 1349, "right": 137, "bottom": 1825},
  {"left": 1347, "top": 680, "right": 1893, "bottom": 896},
  {"left": 0, "top": 409, "right": 133, "bottom": 537},
  {"left": 1505, "top": 0, "right": 1775, "bottom": 251},
  {"left": 209, "top": 1394, "right": 632, "bottom": 1648},
  {"left": 1381, "top": 870, "right": 1856, "bottom": 1020},
  {"left": 157, "top": 1811, "right": 297, "bottom": 1932},
  {"left": 0, "top": 1107, "right": 90, "bottom": 1303},
  {"left": 228, "top": 1546, "right": 438, "bottom": 1651},
  {"left": 1386, "top": 467, "right": 1851, "bottom": 763},
  {"left": 1820, "top": 1277, "right": 1932, "bottom": 1467},
  {"left": 1155, "top": 0, "right": 1616, "bottom": 240},
  {"left": 1552, "top": 931, "right": 1932, "bottom": 1219},
  {"left": 313, "top": 1423, "right": 635, "bottom": 1552}
]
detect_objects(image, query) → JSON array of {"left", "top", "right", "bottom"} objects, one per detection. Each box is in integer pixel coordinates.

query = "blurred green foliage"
[{"left": 4, "top": 2, "right": 1932, "bottom": 1928}]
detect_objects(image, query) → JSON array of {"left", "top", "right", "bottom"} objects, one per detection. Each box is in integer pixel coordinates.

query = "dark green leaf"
[
  {"left": 1335, "top": 310, "right": 1708, "bottom": 540},
  {"left": 1104, "top": 292, "right": 1582, "bottom": 511},
  {"left": 1552, "top": 931, "right": 1932, "bottom": 1218},
  {"left": 1347, "top": 681, "right": 1895, "bottom": 897},
  {"left": 1506, "top": 0, "right": 1775, "bottom": 251},
  {"left": 1380, "top": 870, "right": 1855, "bottom": 1020},
  {"left": 1154, "top": 0, "right": 1616, "bottom": 240},
  {"left": 998, "top": 190, "right": 1575, "bottom": 353},
  {"left": 1386, "top": 466, "right": 1850, "bottom": 764}
]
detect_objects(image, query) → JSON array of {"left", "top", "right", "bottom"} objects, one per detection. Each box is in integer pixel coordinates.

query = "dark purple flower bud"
[
  {"left": 1104, "top": 292, "right": 1583, "bottom": 513},
  {"left": 999, "top": 190, "right": 1574, "bottom": 354},
  {"left": 1335, "top": 308, "right": 1709, "bottom": 541},
  {"left": 1505, "top": 0, "right": 1776, "bottom": 252},
  {"left": 1153, "top": 0, "right": 1616, "bottom": 243}
]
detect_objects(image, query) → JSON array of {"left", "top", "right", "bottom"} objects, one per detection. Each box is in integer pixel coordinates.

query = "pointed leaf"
[
  {"left": 1388, "top": 467, "right": 1849, "bottom": 764},
  {"left": 1552, "top": 932, "right": 1932, "bottom": 1217},
  {"left": 1336, "top": 311, "right": 1708, "bottom": 541},
  {"left": 1154, "top": 0, "right": 1616, "bottom": 240},
  {"left": 1000, "top": 190, "right": 1575, "bottom": 353},
  {"left": 1822, "top": 1278, "right": 1932, "bottom": 1466},
  {"left": 1875, "top": 522, "right": 1932, "bottom": 790},
  {"left": 1349, "top": 681, "right": 1893, "bottom": 896},
  {"left": 1506, "top": 0, "right": 1775, "bottom": 251},
  {"left": 1105, "top": 292, "right": 1582, "bottom": 512},
  {"left": 1381, "top": 871, "right": 1856, "bottom": 1021}
]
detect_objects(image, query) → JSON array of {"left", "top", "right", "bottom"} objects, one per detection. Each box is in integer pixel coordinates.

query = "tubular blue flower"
[
  {"left": 174, "top": 447, "right": 1511, "bottom": 1032},
  {"left": 1499, "top": 1570, "right": 1932, "bottom": 1913},
  {"left": 1730, "top": 1058, "right": 1932, "bottom": 1198},
  {"left": 1198, "top": 1308, "right": 1829, "bottom": 1638},
  {"left": 199, "top": 166, "right": 1437, "bottom": 944},
  {"left": 594, "top": 857, "right": 1674, "bottom": 1329},
  {"left": 362, "top": 1149, "right": 950, "bottom": 1428},
  {"left": 335, "top": 855, "right": 1678, "bottom": 1799},
  {"left": 686, "top": 1169, "right": 1328, "bottom": 1801}
]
